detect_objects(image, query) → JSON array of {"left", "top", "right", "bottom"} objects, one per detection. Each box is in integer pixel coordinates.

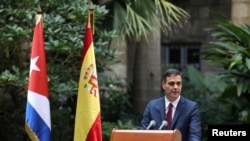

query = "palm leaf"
[
  {"left": 104, "top": 0, "right": 190, "bottom": 41},
  {"left": 203, "top": 15, "right": 250, "bottom": 97}
]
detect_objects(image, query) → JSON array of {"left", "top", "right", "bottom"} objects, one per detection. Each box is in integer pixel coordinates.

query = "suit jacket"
[{"left": 141, "top": 96, "right": 201, "bottom": 141}]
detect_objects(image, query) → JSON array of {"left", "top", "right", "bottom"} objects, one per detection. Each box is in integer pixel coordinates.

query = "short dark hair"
[{"left": 162, "top": 68, "right": 182, "bottom": 82}]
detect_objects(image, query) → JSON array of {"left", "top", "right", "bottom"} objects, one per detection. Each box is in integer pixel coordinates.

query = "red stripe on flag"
[
  {"left": 81, "top": 15, "right": 92, "bottom": 63},
  {"left": 86, "top": 113, "right": 102, "bottom": 141},
  {"left": 28, "top": 15, "right": 49, "bottom": 97}
]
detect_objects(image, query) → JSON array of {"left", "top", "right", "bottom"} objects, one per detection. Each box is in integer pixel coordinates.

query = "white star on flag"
[{"left": 30, "top": 56, "right": 40, "bottom": 75}]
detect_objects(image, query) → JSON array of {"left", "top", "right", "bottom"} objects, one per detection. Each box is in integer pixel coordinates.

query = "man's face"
[{"left": 162, "top": 75, "right": 182, "bottom": 102}]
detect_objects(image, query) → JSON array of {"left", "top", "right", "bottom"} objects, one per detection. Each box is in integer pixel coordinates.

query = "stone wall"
[
  {"left": 161, "top": 0, "right": 232, "bottom": 74},
  {"left": 232, "top": 0, "right": 250, "bottom": 24}
]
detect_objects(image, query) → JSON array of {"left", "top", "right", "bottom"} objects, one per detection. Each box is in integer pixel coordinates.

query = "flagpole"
[
  {"left": 89, "top": 2, "right": 95, "bottom": 35},
  {"left": 35, "top": 5, "right": 43, "bottom": 27}
]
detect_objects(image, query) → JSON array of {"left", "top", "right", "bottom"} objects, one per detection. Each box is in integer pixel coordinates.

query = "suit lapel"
[
  {"left": 171, "top": 96, "right": 185, "bottom": 128},
  {"left": 159, "top": 97, "right": 166, "bottom": 121}
]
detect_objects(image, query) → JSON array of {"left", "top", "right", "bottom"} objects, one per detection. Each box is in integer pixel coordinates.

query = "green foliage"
[
  {"left": 103, "top": 0, "right": 190, "bottom": 41},
  {"left": 99, "top": 74, "right": 142, "bottom": 139},
  {"left": 203, "top": 16, "right": 250, "bottom": 97},
  {"left": 0, "top": 82, "right": 27, "bottom": 141},
  {"left": 184, "top": 66, "right": 227, "bottom": 95},
  {"left": 202, "top": 17, "right": 250, "bottom": 116},
  {"left": 102, "top": 121, "right": 117, "bottom": 141},
  {"left": 100, "top": 80, "right": 133, "bottom": 122},
  {"left": 191, "top": 15, "right": 250, "bottom": 140}
]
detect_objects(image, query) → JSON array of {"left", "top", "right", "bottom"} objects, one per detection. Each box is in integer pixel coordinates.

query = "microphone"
[
  {"left": 158, "top": 120, "right": 167, "bottom": 130},
  {"left": 146, "top": 120, "right": 156, "bottom": 130}
]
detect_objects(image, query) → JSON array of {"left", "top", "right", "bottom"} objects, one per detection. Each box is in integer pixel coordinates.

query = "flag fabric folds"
[
  {"left": 74, "top": 11, "right": 102, "bottom": 141},
  {"left": 25, "top": 14, "right": 51, "bottom": 141}
]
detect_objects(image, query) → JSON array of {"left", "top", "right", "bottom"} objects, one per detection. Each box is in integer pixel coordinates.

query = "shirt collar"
[{"left": 165, "top": 95, "right": 180, "bottom": 109}]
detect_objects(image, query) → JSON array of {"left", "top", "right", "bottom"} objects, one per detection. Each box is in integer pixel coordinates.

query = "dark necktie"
[{"left": 166, "top": 103, "right": 173, "bottom": 129}]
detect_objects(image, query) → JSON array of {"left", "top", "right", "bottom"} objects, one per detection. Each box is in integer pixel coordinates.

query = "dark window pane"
[
  {"left": 187, "top": 48, "right": 200, "bottom": 63},
  {"left": 169, "top": 48, "right": 180, "bottom": 63},
  {"left": 161, "top": 42, "right": 201, "bottom": 70}
]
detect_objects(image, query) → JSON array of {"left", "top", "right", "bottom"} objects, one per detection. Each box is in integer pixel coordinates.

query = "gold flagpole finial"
[
  {"left": 35, "top": 5, "right": 43, "bottom": 24},
  {"left": 89, "top": 2, "right": 94, "bottom": 11},
  {"left": 37, "top": 5, "right": 42, "bottom": 14}
]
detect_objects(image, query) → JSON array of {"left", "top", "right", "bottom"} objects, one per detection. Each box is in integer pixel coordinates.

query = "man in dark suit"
[{"left": 141, "top": 68, "right": 201, "bottom": 141}]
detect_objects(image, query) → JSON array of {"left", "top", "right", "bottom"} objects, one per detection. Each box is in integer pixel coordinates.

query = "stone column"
[{"left": 232, "top": 0, "right": 250, "bottom": 24}]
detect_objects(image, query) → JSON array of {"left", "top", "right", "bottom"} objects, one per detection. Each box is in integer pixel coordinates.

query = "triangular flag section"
[
  {"left": 25, "top": 14, "right": 51, "bottom": 141},
  {"left": 73, "top": 11, "right": 102, "bottom": 141}
]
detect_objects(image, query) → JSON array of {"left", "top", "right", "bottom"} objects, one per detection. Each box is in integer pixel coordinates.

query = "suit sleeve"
[
  {"left": 189, "top": 103, "right": 201, "bottom": 141},
  {"left": 140, "top": 102, "right": 151, "bottom": 129}
]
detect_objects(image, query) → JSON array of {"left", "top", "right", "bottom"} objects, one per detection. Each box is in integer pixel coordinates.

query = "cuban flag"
[{"left": 25, "top": 14, "right": 51, "bottom": 141}]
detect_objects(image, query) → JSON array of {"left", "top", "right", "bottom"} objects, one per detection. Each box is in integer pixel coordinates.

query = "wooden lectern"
[{"left": 109, "top": 128, "right": 182, "bottom": 141}]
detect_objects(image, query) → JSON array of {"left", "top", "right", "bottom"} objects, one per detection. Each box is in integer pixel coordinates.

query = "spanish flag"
[
  {"left": 73, "top": 11, "right": 102, "bottom": 141},
  {"left": 25, "top": 14, "right": 51, "bottom": 141}
]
